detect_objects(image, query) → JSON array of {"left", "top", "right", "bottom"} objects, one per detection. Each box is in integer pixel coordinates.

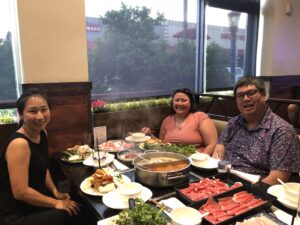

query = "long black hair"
[
  {"left": 170, "top": 88, "right": 197, "bottom": 114},
  {"left": 17, "top": 89, "right": 50, "bottom": 127}
]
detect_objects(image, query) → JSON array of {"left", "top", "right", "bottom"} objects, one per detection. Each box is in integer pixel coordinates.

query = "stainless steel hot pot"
[{"left": 132, "top": 152, "right": 190, "bottom": 187}]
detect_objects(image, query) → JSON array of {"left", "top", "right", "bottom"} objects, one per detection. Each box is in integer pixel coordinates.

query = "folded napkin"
[
  {"left": 271, "top": 206, "right": 295, "bottom": 225},
  {"left": 230, "top": 169, "right": 261, "bottom": 184},
  {"left": 159, "top": 197, "right": 185, "bottom": 216},
  {"left": 113, "top": 159, "right": 129, "bottom": 172}
]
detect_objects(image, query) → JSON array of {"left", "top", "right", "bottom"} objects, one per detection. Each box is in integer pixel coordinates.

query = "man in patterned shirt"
[{"left": 212, "top": 77, "right": 300, "bottom": 185}]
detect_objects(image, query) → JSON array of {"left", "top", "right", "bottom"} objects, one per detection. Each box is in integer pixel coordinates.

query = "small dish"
[
  {"left": 117, "top": 149, "right": 144, "bottom": 163},
  {"left": 102, "top": 185, "right": 152, "bottom": 209},
  {"left": 267, "top": 184, "right": 298, "bottom": 210},
  {"left": 131, "top": 132, "right": 146, "bottom": 141},
  {"left": 170, "top": 207, "right": 202, "bottom": 225},
  {"left": 191, "top": 156, "right": 218, "bottom": 170},
  {"left": 118, "top": 182, "right": 143, "bottom": 203},
  {"left": 191, "top": 153, "right": 210, "bottom": 162},
  {"left": 125, "top": 135, "right": 151, "bottom": 143}
]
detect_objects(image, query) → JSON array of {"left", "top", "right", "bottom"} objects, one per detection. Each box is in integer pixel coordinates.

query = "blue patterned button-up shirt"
[{"left": 218, "top": 108, "right": 300, "bottom": 177}]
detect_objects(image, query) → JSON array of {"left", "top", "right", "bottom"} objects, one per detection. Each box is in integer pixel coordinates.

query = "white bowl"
[
  {"left": 191, "top": 153, "right": 210, "bottom": 161},
  {"left": 118, "top": 182, "right": 142, "bottom": 202},
  {"left": 131, "top": 132, "right": 146, "bottom": 141},
  {"left": 170, "top": 207, "right": 202, "bottom": 225},
  {"left": 283, "top": 182, "right": 300, "bottom": 204}
]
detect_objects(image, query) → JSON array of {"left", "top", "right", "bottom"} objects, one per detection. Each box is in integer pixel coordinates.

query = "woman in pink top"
[{"left": 142, "top": 88, "right": 217, "bottom": 155}]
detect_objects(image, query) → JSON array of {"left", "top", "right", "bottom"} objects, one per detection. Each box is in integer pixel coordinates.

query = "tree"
[
  {"left": 206, "top": 42, "right": 231, "bottom": 90},
  {"left": 0, "top": 34, "right": 17, "bottom": 101},
  {"left": 88, "top": 3, "right": 168, "bottom": 95}
]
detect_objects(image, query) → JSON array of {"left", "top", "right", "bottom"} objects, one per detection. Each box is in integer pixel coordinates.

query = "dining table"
[{"left": 53, "top": 152, "right": 297, "bottom": 225}]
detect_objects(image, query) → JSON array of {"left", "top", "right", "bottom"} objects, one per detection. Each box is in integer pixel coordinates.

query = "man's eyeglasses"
[{"left": 236, "top": 89, "right": 259, "bottom": 101}]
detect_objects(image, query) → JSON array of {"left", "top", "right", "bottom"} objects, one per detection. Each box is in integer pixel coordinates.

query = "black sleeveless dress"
[{"left": 0, "top": 131, "right": 49, "bottom": 220}]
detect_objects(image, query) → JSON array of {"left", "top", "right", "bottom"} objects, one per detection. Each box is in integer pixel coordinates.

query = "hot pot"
[{"left": 132, "top": 152, "right": 190, "bottom": 187}]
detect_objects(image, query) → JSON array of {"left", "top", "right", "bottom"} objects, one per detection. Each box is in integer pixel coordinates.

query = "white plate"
[
  {"left": 97, "top": 215, "right": 119, "bottom": 225},
  {"left": 267, "top": 185, "right": 298, "bottom": 210},
  {"left": 102, "top": 186, "right": 152, "bottom": 209},
  {"left": 80, "top": 174, "right": 131, "bottom": 196},
  {"left": 125, "top": 135, "right": 151, "bottom": 143},
  {"left": 190, "top": 156, "right": 218, "bottom": 170},
  {"left": 83, "top": 153, "right": 115, "bottom": 167}
]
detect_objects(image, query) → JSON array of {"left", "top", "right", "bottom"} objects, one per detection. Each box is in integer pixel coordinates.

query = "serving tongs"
[{"left": 149, "top": 198, "right": 173, "bottom": 213}]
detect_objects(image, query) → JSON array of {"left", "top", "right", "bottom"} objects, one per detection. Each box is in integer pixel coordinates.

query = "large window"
[
  {"left": 0, "top": 0, "right": 18, "bottom": 101},
  {"left": 85, "top": 0, "right": 198, "bottom": 100},
  {"left": 85, "top": 0, "right": 259, "bottom": 99},
  {"left": 200, "top": 0, "right": 259, "bottom": 92}
]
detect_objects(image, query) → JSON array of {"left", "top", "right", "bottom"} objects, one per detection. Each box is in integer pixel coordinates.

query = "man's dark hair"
[{"left": 234, "top": 76, "right": 266, "bottom": 96}]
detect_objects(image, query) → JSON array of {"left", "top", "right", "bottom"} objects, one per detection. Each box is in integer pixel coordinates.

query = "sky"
[
  {"left": 0, "top": 0, "right": 11, "bottom": 39},
  {"left": 0, "top": 0, "right": 246, "bottom": 39},
  {"left": 84, "top": 0, "right": 198, "bottom": 23}
]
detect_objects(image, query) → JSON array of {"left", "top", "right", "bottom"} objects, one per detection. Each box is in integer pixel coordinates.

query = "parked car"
[{"left": 226, "top": 67, "right": 244, "bottom": 83}]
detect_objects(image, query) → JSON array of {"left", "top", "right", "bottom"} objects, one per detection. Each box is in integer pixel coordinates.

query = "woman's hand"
[
  {"left": 54, "top": 190, "right": 70, "bottom": 200},
  {"left": 141, "top": 127, "right": 151, "bottom": 135},
  {"left": 54, "top": 199, "right": 81, "bottom": 216}
]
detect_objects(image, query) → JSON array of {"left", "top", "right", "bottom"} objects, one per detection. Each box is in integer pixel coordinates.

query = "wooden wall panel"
[
  {"left": 261, "top": 75, "right": 300, "bottom": 98},
  {"left": 22, "top": 82, "right": 92, "bottom": 154}
]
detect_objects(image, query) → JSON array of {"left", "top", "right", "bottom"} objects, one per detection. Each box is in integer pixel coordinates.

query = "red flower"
[{"left": 91, "top": 100, "right": 106, "bottom": 112}]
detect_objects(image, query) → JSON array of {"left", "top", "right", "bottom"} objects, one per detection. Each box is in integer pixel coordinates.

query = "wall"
[
  {"left": 17, "top": 0, "right": 88, "bottom": 83},
  {"left": 15, "top": 0, "right": 92, "bottom": 153},
  {"left": 260, "top": 0, "right": 300, "bottom": 76}
]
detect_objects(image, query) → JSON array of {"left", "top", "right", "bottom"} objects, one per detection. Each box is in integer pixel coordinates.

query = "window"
[
  {"left": 0, "top": 0, "right": 18, "bottom": 101},
  {"left": 85, "top": 0, "right": 259, "bottom": 99},
  {"left": 199, "top": 0, "right": 259, "bottom": 92},
  {"left": 85, "top": 0, "right": 198, "bottom": 100}
]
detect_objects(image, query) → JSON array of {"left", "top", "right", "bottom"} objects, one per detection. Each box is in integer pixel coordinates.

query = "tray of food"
[
  {"left": 80, "top": 168, "right": 130, "bottom": 196},
  {"left": 99, "top": 140, "right": 135, "bottom": 152},
  {"left": 189, "top": 185, "right": 276, "bottom": 225},
  {"left": 60, "top": 144, "right": 91, "bottom": 163},
  {"left": 175, "top": 173, "right": 246, "bottom": 204}
]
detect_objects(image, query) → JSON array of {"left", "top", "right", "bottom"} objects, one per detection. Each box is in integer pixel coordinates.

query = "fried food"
[{"left": 91, "top": 169, "right": 114, "bottom": 190}]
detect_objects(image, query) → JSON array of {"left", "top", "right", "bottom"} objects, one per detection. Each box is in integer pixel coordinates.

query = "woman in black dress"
[{"left": 0, "top": 90, "right": 81, "bottom": 225}]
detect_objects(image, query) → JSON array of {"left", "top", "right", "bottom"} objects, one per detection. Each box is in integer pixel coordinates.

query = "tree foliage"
[
  {"left": 206, "top": 42, "right": 231, "bottom": 89},
  {"left": 0, "top": 37, "right": 17, "bottom": 100},
  {"left": 88, "top": 3, "right": 196, "bottom": 97}
]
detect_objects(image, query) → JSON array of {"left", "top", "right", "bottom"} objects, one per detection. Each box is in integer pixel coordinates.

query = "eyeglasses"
[{"left": 236, "top": 89, "right": 259, "bottom": 101}]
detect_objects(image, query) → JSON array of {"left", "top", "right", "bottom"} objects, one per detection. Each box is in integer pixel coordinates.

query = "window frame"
[{"left": 197, "top": 0, "right": 260, "bottom": 92}]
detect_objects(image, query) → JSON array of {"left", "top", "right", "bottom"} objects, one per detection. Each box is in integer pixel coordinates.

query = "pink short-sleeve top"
[{"left": 160, "top": 112, "right": 209, "bottom": 146}]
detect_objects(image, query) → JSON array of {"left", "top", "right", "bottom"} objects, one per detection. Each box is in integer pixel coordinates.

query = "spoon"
[
  {"left": 277, "top": 178, "right": 292, "bottom": 191},
  {"left": 136, "top": 154, "right": 150, "bottom": 163},
  {"left": 200, "top": 211, "right": 209, "bottom": 218}
]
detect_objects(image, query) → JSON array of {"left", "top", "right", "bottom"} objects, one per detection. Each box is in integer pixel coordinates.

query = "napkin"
[
  {"left": 159, "top": 197, "right": 185, "bottom": 216},
  {"left": 230, "top": 169, "right": 261, "bottom": 184},
  {"left": 271, "top": 206, "right": 295, "bottom": 225},
  {"left": 113, "top": 159, "right": 129, "bottom": 172}
]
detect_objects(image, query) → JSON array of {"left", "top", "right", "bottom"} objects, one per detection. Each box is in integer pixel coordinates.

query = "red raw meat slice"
[
  {"left": 227, "top": 204, "right": 248, "bottom": 215},
  {"left": 235, "top": 194, "right": 255, "bottom": 204},
  {"left": 220, "top": 202, "right": 240, "bottom": 211},
  {"left": 200, "top": 197, "right": 219, "bottom": 210},
  {"left": 230, "top": 182, "right": 243, "bottom": 189},
  {"left": 205, "top": 215, "right": 219, "bottom": 224},
  {"left": 218, "top": 197, "right": 235, "bottom": 206},
  {"left": 247, "top": 199, "right": 266, "bottom": 208}
]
